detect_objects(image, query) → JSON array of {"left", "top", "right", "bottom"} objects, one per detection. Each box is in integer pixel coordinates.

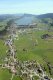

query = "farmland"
[{"left": 0, "top": 14, "right": 53, "bottom": 80}]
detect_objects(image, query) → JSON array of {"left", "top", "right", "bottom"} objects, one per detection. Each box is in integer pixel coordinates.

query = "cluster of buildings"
[{"left": 0, "top": 24, "right": 53, "bottom": 80}]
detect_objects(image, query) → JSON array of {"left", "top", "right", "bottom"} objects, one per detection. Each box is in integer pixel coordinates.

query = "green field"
[
  {"left": 0, "top": 40, "right": 8, "bottom": 63},
  {"left": 14, "top": 30, "right": 53, "bottom": 64},
  {"left": 0, "top": 68, "right": 11, "bottom": 80},
  {"left": 14, "top": 29, "right": 53, "bottom": 79},
  {"left": 0, "top": 29, "right": 53, "bottom": 79},
  {"left": 0, "top": 28, "right": 53, "bottom": 80}
]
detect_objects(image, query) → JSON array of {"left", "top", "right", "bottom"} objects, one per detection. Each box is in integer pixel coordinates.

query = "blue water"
[{"left": 15, "top": 16, "right": 34, "bottom": 25}]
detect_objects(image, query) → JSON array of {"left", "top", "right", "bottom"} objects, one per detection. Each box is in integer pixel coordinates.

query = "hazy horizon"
[{"left": 0, "top": 0, "right": 53, "bottom": 15}]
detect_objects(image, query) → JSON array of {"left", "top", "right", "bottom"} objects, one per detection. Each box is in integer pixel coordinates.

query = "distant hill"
[
  {"left": 0, "top": 13, "right": 53, "bottom": 26},
  {"left": 37, "top": 13, "right": 53, "bottom": 19},
  {"left": 14, "top": 13, "right": 53, "bottom": 25}
]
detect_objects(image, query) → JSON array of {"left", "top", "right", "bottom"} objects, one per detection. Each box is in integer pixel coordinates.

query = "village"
[{"left": 0, "top": 25, "right": 53, "bottom": 80}]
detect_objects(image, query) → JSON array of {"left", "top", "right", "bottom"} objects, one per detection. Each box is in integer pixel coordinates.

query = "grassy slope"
[
  {"left": 14, "top": 30, "right": 53, "bottom": 64},
  {"left": 0, "top": 40, "right": 8, "bottom": 63},
  {"left": 0, "top": 68, "right": 11, "bottom": 80}
]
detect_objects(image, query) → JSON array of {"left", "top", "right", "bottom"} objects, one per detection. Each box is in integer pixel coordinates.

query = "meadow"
[{"left": 14, "top": 29, "right": 53, "bottom": 64}]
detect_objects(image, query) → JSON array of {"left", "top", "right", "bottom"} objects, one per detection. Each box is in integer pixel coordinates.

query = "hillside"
[{"left": 37, "top": 13, "right": 53, "bottom": 19}]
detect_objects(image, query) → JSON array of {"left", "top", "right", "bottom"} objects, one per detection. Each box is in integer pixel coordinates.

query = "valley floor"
[{"left": 0, "top": 28, "right": 53, "bottom": 80}]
